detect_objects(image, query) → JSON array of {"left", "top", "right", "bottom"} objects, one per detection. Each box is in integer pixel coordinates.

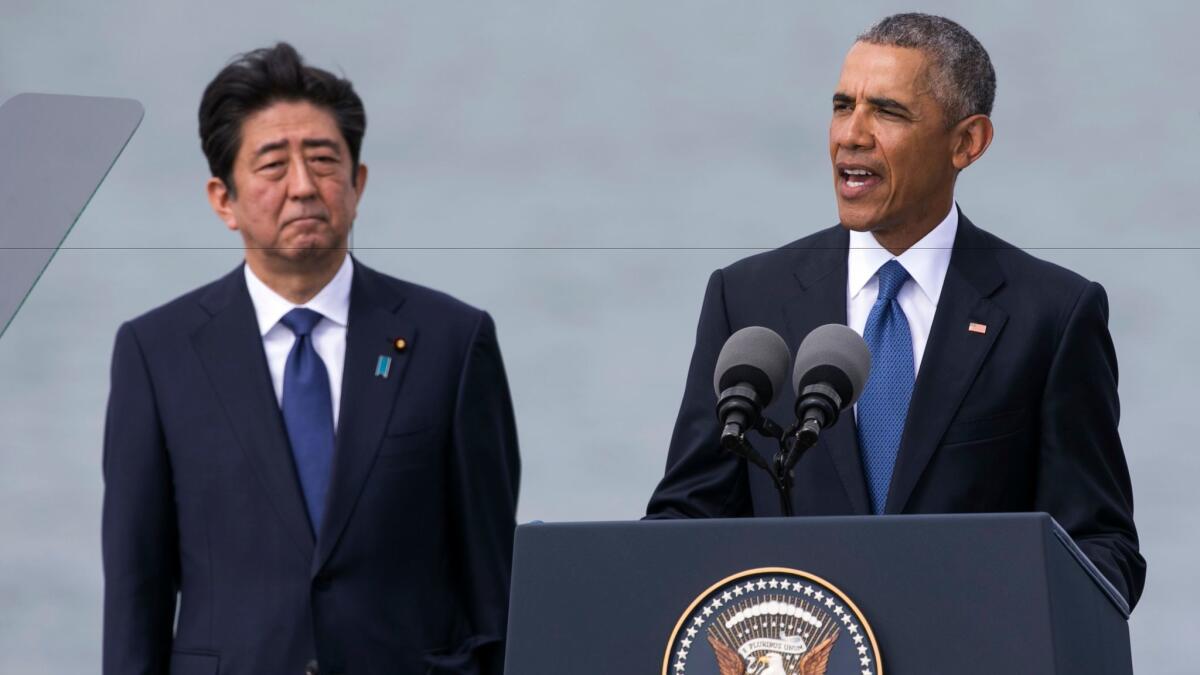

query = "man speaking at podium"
[
  {"left": 646, "top": 13, "right": 1146, "bottom": 609},
  {"left": 102, "top": 44, "right": 520, "bottom": 675}
]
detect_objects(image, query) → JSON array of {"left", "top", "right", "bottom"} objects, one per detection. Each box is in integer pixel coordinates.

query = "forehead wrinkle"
[{"left": 839, "top": 44, "right": 937, "bottom": 106}]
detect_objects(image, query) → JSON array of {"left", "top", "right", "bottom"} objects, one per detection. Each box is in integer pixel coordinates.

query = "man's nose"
[
  {"left": 287, "top": 158, "right": 318, "bottom": 199},
  {"left": 834, "top": 108, "right": 874, "bottom": 150}
]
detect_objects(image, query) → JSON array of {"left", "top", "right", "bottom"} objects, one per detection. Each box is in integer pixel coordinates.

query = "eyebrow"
[
  {"left": 253, "top": 140, "right": 288, "bottom": 157},
  {"left": 252, "top": 138, "right": 342, "bottom": 158},
  {"left": 301, "top": 138, "right": 341, "bottom": 153},
  {"left": 832, "top": 93, "right": 914, "bottom": 116}
]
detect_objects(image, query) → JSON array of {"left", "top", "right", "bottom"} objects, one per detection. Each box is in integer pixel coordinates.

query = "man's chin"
[
  {"left": 266, "top": 240, "right": 347, "bottom": 266},
  {"left": 836, "top": 201, "right": 898, "bottom": 233},
  {"left": 839, "top": 220, "right": 876, "bottom": 233},
  {"left": 836, "top": 210, "right": 880, "bottom": 233}
]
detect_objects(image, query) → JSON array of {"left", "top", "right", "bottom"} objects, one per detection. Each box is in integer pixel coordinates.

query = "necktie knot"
[
  {"left": 875, "top": 260, "right": 910, "bottom": 301},
  {"left": 280, "top": 308, "right": 324, "bottom": 338}
]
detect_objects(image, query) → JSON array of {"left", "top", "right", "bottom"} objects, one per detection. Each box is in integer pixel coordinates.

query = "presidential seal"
[{"left": 663, "top": 567, "right": 881, "bottom": 675}]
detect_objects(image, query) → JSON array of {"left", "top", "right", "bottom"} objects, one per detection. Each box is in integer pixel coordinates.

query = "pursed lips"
[{"left": 282, "top": 214, "right": 329, "bottom": 228}]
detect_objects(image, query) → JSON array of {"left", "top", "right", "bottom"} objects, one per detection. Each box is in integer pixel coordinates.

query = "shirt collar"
[
  {"left": 244, "top": 254, "right": 354, "bottom": 336},
  {"left": 847, "top": 203, "right": 959, "bottom": 305}
]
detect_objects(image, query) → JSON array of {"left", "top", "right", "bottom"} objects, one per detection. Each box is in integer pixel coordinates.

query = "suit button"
[
  {"left": 304, "top": 659, "right": 319, "bottom": 675},
  {"left": 313, "top": 574, "right": 331, "bottom": 591}
]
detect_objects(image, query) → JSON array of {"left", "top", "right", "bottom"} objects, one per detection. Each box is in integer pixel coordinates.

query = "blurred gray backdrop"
[{"left": 1, "top": 0, "right": 1195, "bottom": 671}]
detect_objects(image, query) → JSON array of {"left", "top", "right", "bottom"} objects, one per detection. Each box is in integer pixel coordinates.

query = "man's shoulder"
[
  {"left": 122, "top": 267, "right": 242, "bottom": 339},
  {"left": 351, "top": 262, "right": 498, "bottom": 365},
  {"left": 965, "top": 218, "right": 1097, "bottom": 302},
  {"left": 953, "top": 217, "right": 1117, "bottom": 349},
  {"left": 719, "top": 224, "right": 846, "bottom": 283},
  {"left": 353, "top": 262, "right": 486, "bottom": 331}
]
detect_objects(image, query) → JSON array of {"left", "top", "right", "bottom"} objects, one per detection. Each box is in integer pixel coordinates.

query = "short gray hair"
[{"left": 857, "top": 13, "right": 996, "bottom": 125}]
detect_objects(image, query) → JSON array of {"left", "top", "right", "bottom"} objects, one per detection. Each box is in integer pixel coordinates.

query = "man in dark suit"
[
  {"left": 646, "top": 13, "right": 1145, "bottom": 609},
  {"left": 102, "top": 43, "right": 520, "bottom": 675}
]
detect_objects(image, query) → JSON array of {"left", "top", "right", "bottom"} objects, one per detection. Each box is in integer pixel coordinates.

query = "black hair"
[{"left": 198, "top": 42, "right": 366, "bottom": 195}]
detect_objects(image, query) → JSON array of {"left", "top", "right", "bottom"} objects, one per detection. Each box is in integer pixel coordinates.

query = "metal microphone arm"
[
  {"left": 721, "top": 417, "right": 819, "bottom": 518},
  {"left": 717, "top": 383, "right": 845, "bottom": 517}
]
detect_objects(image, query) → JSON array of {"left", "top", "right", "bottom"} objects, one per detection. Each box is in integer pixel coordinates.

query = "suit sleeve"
[
  {"left": 645, "top": 269, "right": 752, "bottom": 518},
  {"left": 1035, "top": 281, "right": 1146, "bottom": 609},
  {"left": 101, "top": 322, "right": 180, "bottom": 675},
  {"left": 435, "top": 311, "right": 520, "bottom": 675}
]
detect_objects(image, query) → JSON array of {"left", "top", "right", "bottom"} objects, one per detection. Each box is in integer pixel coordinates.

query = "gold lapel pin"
[
  {"left": 393, "top": 337, "right": 407, "bottom": 352},
  {"left": 968, "top": 322, "right": 987, "bottom": 335}
]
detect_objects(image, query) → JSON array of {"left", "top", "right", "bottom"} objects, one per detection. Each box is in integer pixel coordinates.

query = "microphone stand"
[{"left": 724, "top": 417, "right": 818, "bottom": 517}]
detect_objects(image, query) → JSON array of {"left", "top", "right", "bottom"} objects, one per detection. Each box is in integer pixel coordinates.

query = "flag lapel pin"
[
  {"left": 374, "top": 355, "right": 393, "bottom": 378},
  {"left": 968, "top": 322, "right": 987, "bottom": 335}
]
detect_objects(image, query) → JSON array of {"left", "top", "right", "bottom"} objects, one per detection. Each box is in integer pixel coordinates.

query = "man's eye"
[
  {"left": 260, "top": 161, "right": 285, "bottom": 170},
  {"left": 833, "top": 103, "right": 851, "bottom": 112}
]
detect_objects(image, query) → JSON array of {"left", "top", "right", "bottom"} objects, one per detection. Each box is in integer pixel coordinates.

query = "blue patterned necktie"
[
  {"left": 857, "top": 260, "right": 915, "bottom": 515},
  {"left": 279, "top": 308, "right": 335, "bottom": 534}
]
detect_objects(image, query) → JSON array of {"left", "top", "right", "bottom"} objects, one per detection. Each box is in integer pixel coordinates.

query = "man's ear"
[
  {"left": 951, "top": 114, "right": 994, "bottom": 171},
  {"left": 206, "top": 177, "right": 238, "bottom": 231},
  {"left": 353, "top": 162, "right": 368, "bottom": 200}
]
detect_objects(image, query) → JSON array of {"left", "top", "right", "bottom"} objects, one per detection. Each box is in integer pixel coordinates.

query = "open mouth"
[{"left": 837, "top": 166, "right": 883, "bottom": 198}]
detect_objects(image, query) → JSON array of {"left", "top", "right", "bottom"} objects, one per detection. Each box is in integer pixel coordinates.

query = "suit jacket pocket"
[
  {"left": 170, "top": 650, "right": 219, "bottom": 675},
  {"left": 941, "top": 408, "right": 1030, "bottom": 446}
]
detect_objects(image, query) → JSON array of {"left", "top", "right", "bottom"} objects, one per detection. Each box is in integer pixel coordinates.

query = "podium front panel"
[{"left": 505, "top": 514, "right": 1128, "bottom": 675}]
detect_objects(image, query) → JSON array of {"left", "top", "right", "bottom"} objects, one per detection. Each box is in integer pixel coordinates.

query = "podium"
[{"left": 504, "top": 513, "right": 1131, "bottom": 674}]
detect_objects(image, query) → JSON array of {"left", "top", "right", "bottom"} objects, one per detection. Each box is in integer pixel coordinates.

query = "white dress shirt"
[
  {"left": 244, "top": 255, "right": 353, "bottom": 429},
  {"left": 846, "top": 204, "right": 958, "bottom": 376}
]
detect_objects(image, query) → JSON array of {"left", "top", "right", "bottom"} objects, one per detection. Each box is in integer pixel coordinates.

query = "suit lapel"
[
  {"left": 782, "top": 227, "right": 871, "bottom": 515},
  {"left": 885, "top": 214, "right": 1008, "bottom": 514},
  {"left": 313, "top": 261, "right": 416, "bottom": 575},
  {"left": 191, "top": 267, "right": 315, "bottom": 557}
]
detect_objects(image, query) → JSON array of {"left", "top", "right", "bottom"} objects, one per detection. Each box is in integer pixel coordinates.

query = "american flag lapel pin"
[
  {"left": 374, "top": 355, "right": 393, "bottom": 378},
  {"left": 968, "top": 322, "right": 987, "bottom": 335}
]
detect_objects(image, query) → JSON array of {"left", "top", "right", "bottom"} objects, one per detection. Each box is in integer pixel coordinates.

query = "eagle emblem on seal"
[{"left": 663, "top": 568, "right": 881, "bottom": 675}]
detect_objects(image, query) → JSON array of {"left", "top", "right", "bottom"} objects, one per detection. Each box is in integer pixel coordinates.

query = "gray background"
[{"left": 0, "top": 0, "right": 1194, "bottom": 671}]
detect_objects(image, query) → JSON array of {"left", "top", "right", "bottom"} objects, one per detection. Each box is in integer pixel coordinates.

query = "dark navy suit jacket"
[
  {"left": 646, "top": 213, "right": 1146, "bottom": 609},
  {"left": 102, "top": 259, "right": 520, "bottom": 675}
]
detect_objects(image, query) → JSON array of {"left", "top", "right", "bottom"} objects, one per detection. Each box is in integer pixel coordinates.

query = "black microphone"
[
  {"left": 791, "top": 324, "right": 871, "bottom": 445},
  {"left": 713, "top": 326, "right": 791, "bottom": 451}
]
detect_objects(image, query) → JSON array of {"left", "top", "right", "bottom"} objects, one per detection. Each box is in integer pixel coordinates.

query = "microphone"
[
  {"left": 791, "top": 324, "right": 871, "bottom": 445},
  {"left": 713, "top": 326, "right": 791, "bottom": 451}
]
